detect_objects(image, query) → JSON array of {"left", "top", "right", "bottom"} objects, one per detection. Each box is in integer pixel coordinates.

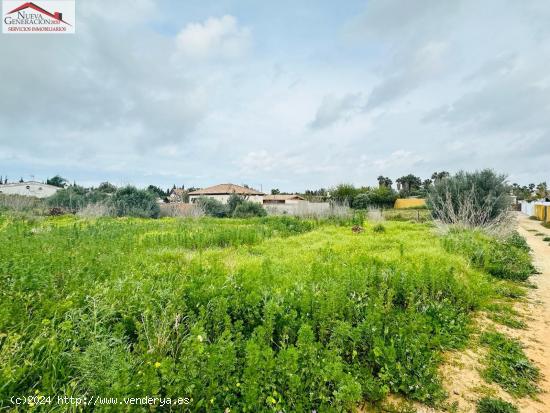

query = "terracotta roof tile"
[{"left": 188, "top": 183, "right": 264, "bottom": 196}]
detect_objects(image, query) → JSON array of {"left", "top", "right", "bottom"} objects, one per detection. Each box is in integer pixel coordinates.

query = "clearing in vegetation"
[{"left": 0, "top": 213, "right": 538, "bottom": 412}]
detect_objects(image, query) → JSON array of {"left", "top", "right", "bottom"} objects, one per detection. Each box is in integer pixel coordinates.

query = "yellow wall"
[
  {"left": 394, "top": 198, "right": 427, "bottom": 209},
  {"left": 535, "top": 205, "right": 546, "bottom": 221},
  {"left": 546, "top": 206, "right": 550, "bottom": 223}
]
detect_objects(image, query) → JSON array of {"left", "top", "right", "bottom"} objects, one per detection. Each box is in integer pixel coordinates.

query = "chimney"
[{"left": 54, "top": 12, "right": 62, "bottom": 21}]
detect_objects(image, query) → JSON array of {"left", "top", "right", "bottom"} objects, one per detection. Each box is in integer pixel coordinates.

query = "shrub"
[
  {"left": 352, "top": 187, "right": 397, "bottom": 209},
  {"left": 428, "top": 169, "right": 511, "bottom": 228},
  {"left": 330, "top": 183, "right": 359, "bottom": 206},
  {"left": 46, "top": 175, "right": 68, "bottom": 188},
  {"left": 47, "top": 185, "right": 112, "bottom": 213},
  {"left": 351, "top": 211, "right": 365, "bottom": 226},
  {"left": 227, "top": 194, "right": 245, "bottom": 214},
  {"left": 47, "top": 185, "right": 88, "bottom": 211},
  {"left": 352, "top": 193, "right": 370, "bottom": 209},
  {"left": 368, "top": 186, "right": 398, "bottom": 207},
  {"left": 233, "top": 201, "right": 267, "bottom": 218},
  {"left": 505, "top": 232, "right": 530, "bottom": 252},
  {"left": 476, "top": 397, "right": 518, "bottom": 413},
  {"left": 372, "top": 223, "right": 386, "bottom": 233},
  {"left": 109, "top": 186, "right": 160, "bottom": 218},
  {"left": 48, "top": 207, "right": 65, "bottom": 216},
  {"left": 97, "top": 181, "right": 117, "bottom": 193},
  {"left": 196, "top": 197, "right": 228, "bottom": 217}
]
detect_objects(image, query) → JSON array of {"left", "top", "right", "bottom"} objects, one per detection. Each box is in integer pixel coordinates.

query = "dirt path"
[{"left": 515, "top": 214, "right": 550, "bottom": 412}]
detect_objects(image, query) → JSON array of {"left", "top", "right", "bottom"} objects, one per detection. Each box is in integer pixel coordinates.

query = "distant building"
[
  {"left": 263, "top": 194, "right": 305, "bottom": 205},
  {"left": 0, "top": 181, "right": 60, "bottom": 198},
  {"left": 188, "top": 183, "right": 265, "bottom": 204},
  {"left": 168, "top": 188, "right": 185, "bottom": 203}
]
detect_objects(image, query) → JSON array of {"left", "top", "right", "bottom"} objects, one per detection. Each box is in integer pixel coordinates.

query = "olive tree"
[{"left": 427, "top": 169, "right": 512, "bottom": 228}]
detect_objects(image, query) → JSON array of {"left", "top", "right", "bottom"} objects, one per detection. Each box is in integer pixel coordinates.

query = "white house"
[
  {"left": 0, "top": 181, "right": 60, "bottom": 198},
  {"left": 188, "top": 183, "right": 265, "bottom": 204}
]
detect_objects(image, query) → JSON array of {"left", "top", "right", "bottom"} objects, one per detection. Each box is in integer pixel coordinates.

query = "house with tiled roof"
[{"left": 188, "top": 183, "right": 265, "bottom": 204}]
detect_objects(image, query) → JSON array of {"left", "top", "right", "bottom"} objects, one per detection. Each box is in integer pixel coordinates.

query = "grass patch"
[
  {"left": 442, "top": 230, "right": 534, "bottom": 281},
  {"left": 493, "top": 283, "right": 527, "bottom": 299},
  {"left": 485, "top": 301, "right": 526, "bottom": 329},
  {"left": 479, "top": 331, "right": 539, "bottom": 397},
  {"left": 542, "top": 236, "right": 550, "bottom": 242},
  {"left": 0, "top": 214, "right": 534, "bottom": 411},
  {"left": 487, "top": 313, "right": 526, "bottom": 330},
  {"left": 476, "top": 397, "right": 518, "bottom": 413}
]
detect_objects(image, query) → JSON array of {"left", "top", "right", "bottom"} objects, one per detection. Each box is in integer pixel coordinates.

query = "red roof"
[{"left": 8, "top": 2, "right": 71, "bottom": 26}]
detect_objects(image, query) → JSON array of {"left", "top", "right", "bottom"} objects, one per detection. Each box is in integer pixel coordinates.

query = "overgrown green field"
[{"left": 0, "top": 214, "right": 535, "bottom": 412}]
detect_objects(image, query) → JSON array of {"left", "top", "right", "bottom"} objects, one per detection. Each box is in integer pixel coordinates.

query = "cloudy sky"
[{"left": 1, "top": 0, "right": 549, "bottom": 191}]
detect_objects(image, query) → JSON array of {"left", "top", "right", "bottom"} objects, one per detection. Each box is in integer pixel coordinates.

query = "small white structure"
[
  {"left": 188, "top": 183, "right": 264, "bottom": 204},
  {"left": 263, "top": 194, "right": 305, "bottom": 205},
  {"left": 0, "top": 181, "right": 60, "bottom": 198}
]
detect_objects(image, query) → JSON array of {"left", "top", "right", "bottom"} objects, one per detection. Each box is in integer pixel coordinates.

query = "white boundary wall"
[
  {"left": 520, "top": 200, "right": 550, "bottom": 216},
  {"left": 0, "top": 181, "right": 59, "bottom": 198}
]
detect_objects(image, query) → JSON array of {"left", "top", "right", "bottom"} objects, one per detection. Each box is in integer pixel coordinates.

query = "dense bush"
[
  {"left": 196, "top": 196, "right": 267, "bottom": 218},
  {"left": 352, "top": 187, "right": 397, "bottom": 209},
  {"left": 47, "top": 185, "right": 89, "bottom": 211},
  {"left": 352, "top": 193, "right": 370, "bottom": 209},
  {"left": 330, "top": 183, "right": 359, "bottom": 206},
  {"left": 233, "top": 201, "right": 267, "bottom": 218},
  {"left": 442, "top": 230, "right": 534, "bottom": 281},
  {"left": 46, "top": 174, "right": 68, "bottom": 188},
  {"left": 227, "top": 194, "right": 245, "bottom": 214},
  {"left": 368, "top": 186, "right": 398, "bottom": 207},
  {"left": 48, "top": 185, "right": 111, "bottom": 212},
  {"left": 109, "top": 186, "right": 160, "bottom": 218},
  {"left": 428, "top": 169, "right": 512, "bottom": 227},
  {"left": 196, "top": 197, "right": 228, "bottom": 217}
]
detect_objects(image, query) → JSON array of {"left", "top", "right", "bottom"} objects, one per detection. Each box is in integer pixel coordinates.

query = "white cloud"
[
  {"left": 2, "top": 1, "right": 550, "bottom": 190},
  {"left": 175, "top": 15, "right": 251, "bottom": 60}
]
